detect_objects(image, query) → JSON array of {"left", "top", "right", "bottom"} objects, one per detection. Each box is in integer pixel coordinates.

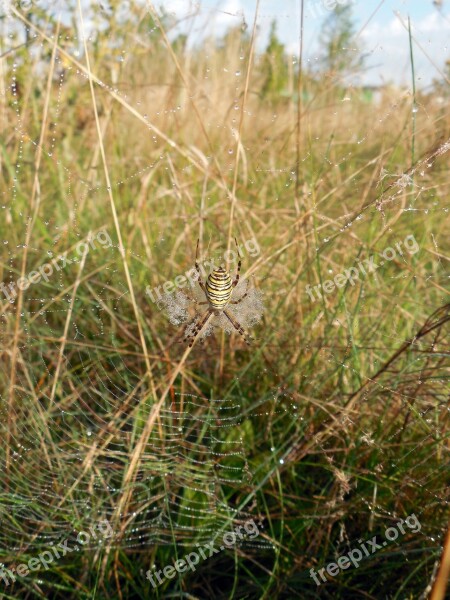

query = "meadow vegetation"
[{"left": 0, "top": 2, "right": 449, "bottom": 598}]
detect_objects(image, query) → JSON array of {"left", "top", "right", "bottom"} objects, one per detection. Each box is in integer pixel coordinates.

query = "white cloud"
[
  {"left": 358, "top": 11, "right": 450, "bottom": 86},
  {"left": 415, "top": 10, "right": 450, "bottom": 32}
]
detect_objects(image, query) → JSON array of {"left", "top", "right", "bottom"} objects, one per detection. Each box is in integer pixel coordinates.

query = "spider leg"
[
  {"left": 180, "top": 312, "right": 202, "bottom": 344},
  {"left": 183, "top": 309, "right": 213, "bottom": 348},
  {"left": 195, "top": 238, "right": 208, "bottom": 294},
  {"left": 223, "top": 309, "right": 253, "bottom": 345},
  {"left": 178, "top": 310, "right": 204, "bottom": 344},
  {"left": 178, "top": 315, "right": 203, "bottom": 344},
  {"left": 230, "top": 278, "right": 250, "bottom": 305},
  {"left": 232, "top": 237, "right": 241, "bottom": 287}
]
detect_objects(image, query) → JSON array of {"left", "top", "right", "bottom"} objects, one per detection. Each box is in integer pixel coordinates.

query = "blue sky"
[{"left": 164, "top": 0, "right": 450, "bottom": 88}]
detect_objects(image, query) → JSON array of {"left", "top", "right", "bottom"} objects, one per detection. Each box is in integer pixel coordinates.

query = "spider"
[{"left": 182, "top": 239, "right": 254, "bottom": 348}]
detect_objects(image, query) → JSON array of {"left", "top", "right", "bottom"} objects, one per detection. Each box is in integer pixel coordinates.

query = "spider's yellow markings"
[{"left": 205, "top": 266, "right": 232, "bottom": 309}]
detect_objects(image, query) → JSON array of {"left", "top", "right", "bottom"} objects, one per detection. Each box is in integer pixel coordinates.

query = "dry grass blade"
[
  {"left": 6, "top": 17, "right": 61, "bottom": 482},
  {"left": 76, "top": 0, "right": 157, "bottom": 407}
]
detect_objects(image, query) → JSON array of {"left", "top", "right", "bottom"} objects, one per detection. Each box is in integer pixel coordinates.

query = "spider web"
[
  {"left": 0, "top": 7, "right": 272, "bottom": 556},
  {"left": 159, "top": 277, "right": 265, "bottom": 341}
]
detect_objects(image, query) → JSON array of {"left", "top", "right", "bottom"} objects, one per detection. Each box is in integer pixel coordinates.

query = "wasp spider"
[{"left": 181, "top": 239, "right": 256, "bottom": 348}]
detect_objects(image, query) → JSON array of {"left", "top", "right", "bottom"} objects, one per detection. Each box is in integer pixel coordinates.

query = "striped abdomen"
[{"left": 206, "top": 267, "right": 232, "bottom": 309}]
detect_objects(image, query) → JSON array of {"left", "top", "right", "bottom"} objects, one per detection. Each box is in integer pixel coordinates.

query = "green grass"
[{"left": 0, "top": 4, "right": 449, "bottom": 599}]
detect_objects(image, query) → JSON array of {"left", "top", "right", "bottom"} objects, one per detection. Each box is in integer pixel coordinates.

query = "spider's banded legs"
[
  {"left": 230, "top": 279, "right": 250, "bottom": 305},
  {"left": 195, "top": 239, "right": 207, "bottom": 294},
  {"left": 183, "top": 309, "right": 213, "bottom": 348},
  {"left": 232, "top": 237, "right": 241, "bottom": 287},
  {"left": 223, "top": 309, "right": 253, "bottom": 345},
  {"left": 181, "top": 312, "right": 206, "bottom": 346}
]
